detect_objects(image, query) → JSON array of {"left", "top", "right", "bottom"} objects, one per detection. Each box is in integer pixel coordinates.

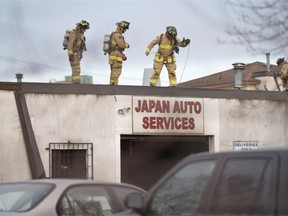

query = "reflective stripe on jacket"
[
  {"left": 154, "top": 54, "right": 176, "bottom": 63},
  {"left": 109, "top": 55, "right": 123, "bottom": 62}
]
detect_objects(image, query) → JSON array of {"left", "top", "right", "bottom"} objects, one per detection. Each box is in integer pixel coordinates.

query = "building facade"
[{"left": 0, "top": 82, "right": 287, "bottom": 189}]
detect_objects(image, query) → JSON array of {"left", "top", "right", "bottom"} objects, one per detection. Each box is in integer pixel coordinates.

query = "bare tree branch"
[{"left": 224, "top": 0, "right": 288, "bottom": 55}]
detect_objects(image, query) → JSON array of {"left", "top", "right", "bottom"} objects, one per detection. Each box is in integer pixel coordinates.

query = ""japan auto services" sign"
[{"left": 132, "top": 96, "right": 204, "bottom": 134}]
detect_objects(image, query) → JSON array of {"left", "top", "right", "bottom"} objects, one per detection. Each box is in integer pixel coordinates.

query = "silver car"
[{"left": 0, "top": 179, "right": 146, "bottom": 215}]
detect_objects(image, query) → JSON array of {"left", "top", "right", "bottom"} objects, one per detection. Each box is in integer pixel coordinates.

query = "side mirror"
[{"left": 124, "top": 192, "right": 145, "bottom": 210}]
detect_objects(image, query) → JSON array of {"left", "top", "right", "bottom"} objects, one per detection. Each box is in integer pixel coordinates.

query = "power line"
[{"left": 0, "top": 55, "right": 145, "bottom": 82}]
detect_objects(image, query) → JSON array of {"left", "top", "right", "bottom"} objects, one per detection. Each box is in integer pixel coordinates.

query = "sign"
[
  {"left": 233, "top": 141, "right": 259, "bottom": 151},
  {"left": 132, "top": 96, "right": 204, "bottom": 134}
]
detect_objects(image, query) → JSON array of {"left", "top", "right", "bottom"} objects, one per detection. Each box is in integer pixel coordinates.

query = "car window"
[
  {"left": 57, "top": 185, "right": 112, "bottom": 216},
  {"left": 0, "top": 183, "right": 54, "bottom": 212},
  {"left": 209, "top": 157, "right": 276, "bottom": 215},
  {"left": 148, "top": 159, "right": 216, "bottom": 215}
]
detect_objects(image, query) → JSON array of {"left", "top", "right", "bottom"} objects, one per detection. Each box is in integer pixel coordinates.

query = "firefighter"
[
  {"left": 67, "top": 20, "right": 89, "bottom": 84},
  {"left": 145, "top": 26, "right": 190, "bottom": 87},
  {"left": 276, "top": 57, "right": 288, "bottom": 91},
  {"left": 108, "top": 20, "right": 130, "bottom": 85}
]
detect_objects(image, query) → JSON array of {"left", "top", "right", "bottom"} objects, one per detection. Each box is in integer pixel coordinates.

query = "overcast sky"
[{"left": 0, "top": 0, "right": 279, "bottom": 86}]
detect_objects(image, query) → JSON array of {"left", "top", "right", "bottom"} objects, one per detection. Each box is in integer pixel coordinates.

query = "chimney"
[
  {"left": 232, "top": 62, "right": 245, "bottom": 89},
  {"left": 266, "top": 53, "right": 270, "bottom": 72},
  {"left": 15, "top": 73, "right": 23, "bottom": 83}
]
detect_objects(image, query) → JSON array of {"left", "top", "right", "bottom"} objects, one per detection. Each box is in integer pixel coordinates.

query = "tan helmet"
[
  {"left": 116, "top": 20, "right": 130, "bottom": 30},
  {"left": 76, "top": 20, "right": 90, "bottom": 29},
  {"left": 276, "top": 57, "right": 285, "bottom": 66}
]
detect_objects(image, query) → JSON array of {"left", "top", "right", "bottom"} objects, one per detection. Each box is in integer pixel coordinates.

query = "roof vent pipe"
[
  {"left": 15, "top": 73, "right": 23, "bottom": 83},
  {"left": 232, "top": 62, "right": 245, "bottom": 89},
  {"left": 265, "top": 53, "right": 270, "bottom": 72}
]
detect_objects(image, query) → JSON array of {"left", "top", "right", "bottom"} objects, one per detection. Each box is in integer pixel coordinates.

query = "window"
[
  {"left": 49, "top": 142, "right": 93, "bottom": 179},
  {"left": 210, "top": 157, "right": 277, "bottom": 215},
  {"left": 57, "top": 186, "right": 112, "bottom": 216},
  {"left": 0, "top": 183, "right": 54, "bottom": 212},
  {"left": 148, "top": 160, "right": 216, "bottom": 215}
]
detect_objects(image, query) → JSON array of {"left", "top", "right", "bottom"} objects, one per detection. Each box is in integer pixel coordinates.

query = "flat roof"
[{"left": 0, "top": 82, "right": 288, "bottom": 101}]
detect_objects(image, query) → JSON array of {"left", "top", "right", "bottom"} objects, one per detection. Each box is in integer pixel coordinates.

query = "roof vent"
[
  {"left": 15, "top": 73, "right": 23, "bottom": 83},
  {"left": 232, "top": 62, "right": 245, "bottom": 89}
]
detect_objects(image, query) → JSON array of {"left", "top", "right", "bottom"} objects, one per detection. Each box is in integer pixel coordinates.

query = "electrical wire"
[{"left": 0, "top": 55, "right": 144, "bottom": 82}]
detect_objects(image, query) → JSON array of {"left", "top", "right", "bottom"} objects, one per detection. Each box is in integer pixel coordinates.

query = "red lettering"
[
  {"left": 162, "top": 101, "right": 170, "bottom": 113},
  {"left": 174, "top": 117, "right": 181, "bottom": 129},
  {"left": 173, "top": 101, "right": 180, "bottom": 113},
  {"left": 188, "top": 118, "right": 195, "bottom": 129},
  {"left": 182, "top": 117, "right": 188, "bottom": 129},
  {"left": 154, "top": 101, "right": 162, "bottom": 113},
  {"left": 194, "top": 102, "right": 202, "bottom": 114},
  {"left": 142, "top": 117, "right": 149, "bottom": 129},
  {"left": 156, "top": 117, "right": 164, "bottom": 129},
  {"left": 142, "top": 100, "right": 149, "bottom": 112},
  {"left": 142, "top": 117, "right": 196, "bottom": 130},
  {"left": 148, "top": 100, "right": 155, "bottom": 112},
  {"left": 150, "top": 117, "right": 156, "bottom": 129},
  {"left": 135, "top": 100, "right": 142, "bottom": 112}
]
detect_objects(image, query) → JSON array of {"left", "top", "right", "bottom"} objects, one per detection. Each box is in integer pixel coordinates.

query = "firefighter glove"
[
  {"left": 183, "top": 37, "right": 190, "bottom": 45},
  {"left": 125, "top": 43, "right": 130, "bottom": 49},
  {"left": 145, "top": 48, "right": 150, "bottom": 56}
]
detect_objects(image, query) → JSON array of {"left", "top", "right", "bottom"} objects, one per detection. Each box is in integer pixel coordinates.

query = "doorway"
[{"left": 121, "top": 135, "right": 210, "bottom": 190}]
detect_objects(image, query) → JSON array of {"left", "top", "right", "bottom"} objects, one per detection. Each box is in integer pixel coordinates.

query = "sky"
[{"left": 0, "top": 0, "right": 280, "bottom": 86}]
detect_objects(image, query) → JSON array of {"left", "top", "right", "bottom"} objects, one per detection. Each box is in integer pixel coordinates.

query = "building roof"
[
  {"left": 178, "top": 61, "right": 279, "bottom": 89},
  {"left": 0, "top": 81, "right": 287, "bottom": 101}
]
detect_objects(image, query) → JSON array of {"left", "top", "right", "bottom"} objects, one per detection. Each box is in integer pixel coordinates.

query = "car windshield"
[{"left": 0, "top": 183, "right": 55, "bottom": 212}]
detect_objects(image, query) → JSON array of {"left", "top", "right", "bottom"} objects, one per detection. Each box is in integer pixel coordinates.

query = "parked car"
[
  {"left": 118, "top": 148, "right": 288, "bottom": 216},
  {"left": 0, "top": 179, "right": 146, "bottom": 215}
]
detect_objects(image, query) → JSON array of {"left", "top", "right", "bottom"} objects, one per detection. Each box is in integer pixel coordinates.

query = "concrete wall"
[
  {"left": 0, "top": 89, "right": 287, "bottom": 183},
  {"left": 25, "top": 94, "right": 118, "bottom": 182},
  {"left": 0, "top": 91, "right": 30, "bottom": 182},
  {"left": 219, "top": 99, "right": 288, "bottom": 151}
]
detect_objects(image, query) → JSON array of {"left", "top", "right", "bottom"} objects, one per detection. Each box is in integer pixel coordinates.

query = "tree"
[{"left": 224, "top": 0, "right": 288, "bottom": 55}]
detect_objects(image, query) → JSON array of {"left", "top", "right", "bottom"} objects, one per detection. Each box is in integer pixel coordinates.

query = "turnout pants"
[{"left": 150, "top": 54, "right": 177, "bottom": 87}]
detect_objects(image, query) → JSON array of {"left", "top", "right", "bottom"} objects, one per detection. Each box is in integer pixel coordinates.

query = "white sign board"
[
  {"left": 233, "top": 141, "right": 259, "bottom": 151},
  {"left": 132, "top": 96, "right": 204, "bottom": 134}
]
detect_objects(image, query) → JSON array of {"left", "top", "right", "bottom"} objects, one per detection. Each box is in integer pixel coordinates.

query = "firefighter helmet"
[
  {"left": 166, "top": 26, "right": 177, "bottom": 37},
  {"left": 116, "top": 20, "right": 130, "bottom": 30},
  {"left": 77, "top": 20, "right": 90, "bottom": 29},
  {"left": 276, "top": 57, "right": 285, "bottom": 66}
]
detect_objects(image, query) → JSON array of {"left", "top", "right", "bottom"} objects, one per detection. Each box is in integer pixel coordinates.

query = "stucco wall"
[
  {"left": 25, "top": 93, "right": 118, "bottom": 182},
  {"left": 0, "top": 91, "right": 30, "bottom": 182},
  {"left": 219, "top": 99, "right": 288, "bottom": 151},
  {"left": 1, "top": 90, "right": 287, "bottom": 183}
]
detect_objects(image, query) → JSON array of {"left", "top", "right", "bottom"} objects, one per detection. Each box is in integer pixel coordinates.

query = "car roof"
[
  {"left": 0, "top": 179, "right": 146, "bottom": 193},
  {"left": 182, "top": 147, "right": 288, "bottom": 162}
]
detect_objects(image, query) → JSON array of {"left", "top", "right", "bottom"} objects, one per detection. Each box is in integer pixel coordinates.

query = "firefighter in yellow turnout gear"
[
  {"left": 108, "top": 21, "right": 130, "bottom": 85},
  {"left": 145, "top": 26, "right": 190, "bottom": 87},
  {"left": 67, "top": 20, "right": 89, "bottom": 83},
  {"left": 276, "top": 57, "right": 288, "bottom": 91}
]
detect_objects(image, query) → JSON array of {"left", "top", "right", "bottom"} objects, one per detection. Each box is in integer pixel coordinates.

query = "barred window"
[{"left": 49, "top": 142, "right": 93, "bottom": 179}]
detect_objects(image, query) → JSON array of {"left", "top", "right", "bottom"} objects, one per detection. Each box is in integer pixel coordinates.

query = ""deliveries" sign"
[{"left": 132, "top": 96, "right": 204, "bottom": 134}]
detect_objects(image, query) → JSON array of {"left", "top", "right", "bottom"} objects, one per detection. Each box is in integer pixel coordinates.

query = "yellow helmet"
[{"left": 116, "top": 20, "right": 130, "bottom": 30}]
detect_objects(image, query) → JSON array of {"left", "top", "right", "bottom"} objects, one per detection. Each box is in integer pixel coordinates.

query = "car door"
[
  {"left": 142, "top": 155, "right": 219, "bottom": 215},
  {"left": 202, "top": 153, "right": 280, "bottom": 215},
  {"left": 140, "top": 152, "right": 281, "bottom": 216}
]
